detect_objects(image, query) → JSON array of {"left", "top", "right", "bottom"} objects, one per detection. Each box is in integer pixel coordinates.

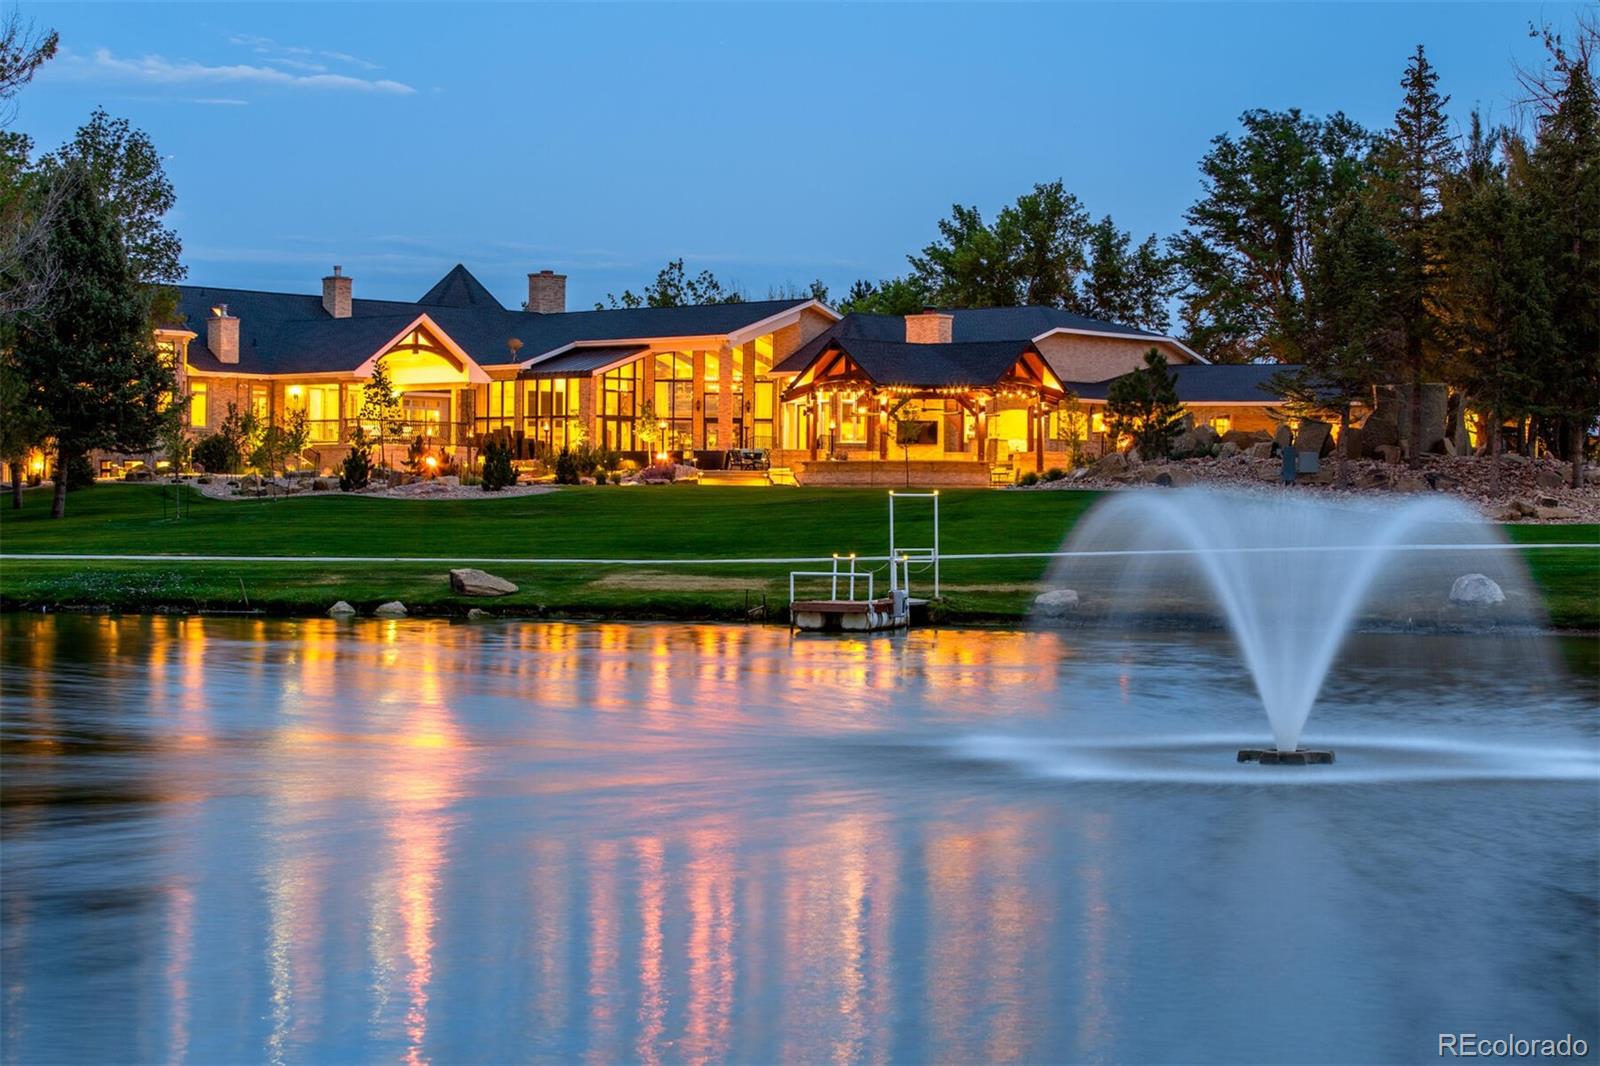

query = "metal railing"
[{"left": 789, "top": 553, "right": 873, "bottom": 605}]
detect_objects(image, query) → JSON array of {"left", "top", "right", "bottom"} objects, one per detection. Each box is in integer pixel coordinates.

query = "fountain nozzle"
[{"left": 1237, "top": 748, "right": 1335, "bottom": 765}]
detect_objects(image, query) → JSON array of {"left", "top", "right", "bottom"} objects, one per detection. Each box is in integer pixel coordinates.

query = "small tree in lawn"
[
  {"left": 1053, "top": 392, "right": 1089, "bottom": 467},
  {"left": 1105, "top": 349, "right": 1185, "bottom": 459},
  {"left": 12, "top": 164, "right": 173, "bottom": 518},
  {"left": 888, "top": 399, "right": 922, "bottom": 487},
  {"left": 358, "top": 357, "right": 405, "bottom": 472},
  {"left": 634, "top": 399, "right": 660, "bottom": 458},
  {"left": 155, "top": 399, "right": 192, "bottom": 477}
]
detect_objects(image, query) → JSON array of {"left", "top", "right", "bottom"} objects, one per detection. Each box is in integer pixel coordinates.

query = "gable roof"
[
  {"left": 416, "top": 264, "right": 504, "bottom": 309},
  {"left": 521, "top": 345, "right": 649, "bottom": 378},
  {"left": 175, "top": 267, "right": 826, "bottom": 376},
  {"left": 772, "top": 307, "right": 1201, "bottom": 375},
  {"left": 819, "top": 338, "right": 1044, "bottom": 389}
]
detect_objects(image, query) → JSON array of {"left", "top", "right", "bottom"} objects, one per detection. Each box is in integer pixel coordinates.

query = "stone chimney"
[
  {"left": 207, "top": 304, "right": 239, "bottom": 364},
  {"left": 526, "top": 270, "right": 566, "bottom": 314},
  {"left": 322, "top": 265, "right": 352, "bottom": 318},
  {"left": 905, "top": 309, "right": 954, "bottom": 344}
]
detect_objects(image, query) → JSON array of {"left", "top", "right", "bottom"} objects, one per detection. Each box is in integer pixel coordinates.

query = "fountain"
[{"left": 1044, "top": 488, "right": 1545, "bottom": 760}]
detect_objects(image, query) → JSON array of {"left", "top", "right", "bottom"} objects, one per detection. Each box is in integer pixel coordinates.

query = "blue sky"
[{"left": 16, "top": 2, "right": 1587, "bottom": 310}]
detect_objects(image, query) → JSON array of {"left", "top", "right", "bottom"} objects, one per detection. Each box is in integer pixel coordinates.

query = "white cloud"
[
  {"left": 56, "top": 47, "right": 415, "bottom": 95},
  {"left": 226, "top": 33, "right": 381, "bottom": 72}
]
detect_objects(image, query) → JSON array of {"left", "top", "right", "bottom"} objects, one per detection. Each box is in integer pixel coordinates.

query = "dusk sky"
[{"left": 17, "top": 2, "right": 1588, "bottom": 310}]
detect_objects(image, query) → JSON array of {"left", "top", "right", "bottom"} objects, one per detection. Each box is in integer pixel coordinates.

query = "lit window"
[
  {"left": 189, "top": 381, "right": 208, "bottom": 428},
  {"left": 1091, "top": 411, "right": 1107, "bottom": 434}
]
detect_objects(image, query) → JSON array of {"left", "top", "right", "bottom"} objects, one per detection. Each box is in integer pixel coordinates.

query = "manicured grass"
[{"left": 1, "top": 483, "right": 1595, "bottom": 627}]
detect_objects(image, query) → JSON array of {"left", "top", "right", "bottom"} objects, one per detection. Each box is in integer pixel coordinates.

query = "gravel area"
[
  {"left": 1021, "top": 453, "right": 1600, "bottom": 524},
  {"left": 192, "top": 476, "right": 556, "bottom": 502}
]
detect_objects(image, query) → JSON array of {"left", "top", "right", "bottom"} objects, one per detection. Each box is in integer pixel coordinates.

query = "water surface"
[{"left": 2, "top": 616, "right": 1596, "bottom": 1063}]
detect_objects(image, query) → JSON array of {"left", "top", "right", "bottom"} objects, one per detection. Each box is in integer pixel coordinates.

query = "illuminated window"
[
  {"left": 600, "top": 360, "right": 638, "bottom": 451},
  {"left": 838, "top": 395, "right": 868, "bottom": 444},
  {"left": 249, "top": 386, "right": 270, "bottom": 422},
  {"left": 702, "top": 351, "right": 720, "bottom": 448},
  {"left": 189, "top": 381, "right": 208, "bottom": 428},
  {"left": 479, "top": 381, "right": 515, "bottom": 434},
  {"left": 652, "top": 352, "right": 694, "bottom": 449},
  {"left": 752, "top": 339, "right": 776, "bottom": 450},
  {"left": 526, "top": 377, "right": 580, "bottom": 455},
  {"left": 1211, "top": 415, "right": 1231, "bottom": 436},
  {"left": 1091, "top": 411, "right": 1107, "bottom": 434}
]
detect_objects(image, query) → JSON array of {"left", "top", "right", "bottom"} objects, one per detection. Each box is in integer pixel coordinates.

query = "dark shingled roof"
[
  {"left": 175, "top": 267, "right": 818, "bottom": 376},
  {"left": 1065, "top": 363, "right": 1291, "bottom": 404},
  {"left": 416, "top": 263, "right": 505, "bottom": 309},
  {"left": 810, "top": 338, "right": 1039, "bottom": 389},
  {"left": 771, "top": 307, "right": 1169, "bottom": 375},
  {"left": 520, "top": 345, "right": 649, "bottom": 378}
]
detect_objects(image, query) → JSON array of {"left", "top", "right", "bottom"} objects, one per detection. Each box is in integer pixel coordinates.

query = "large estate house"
[{"left": 142, "top": 263, "right": 1289, "bottom": 486}]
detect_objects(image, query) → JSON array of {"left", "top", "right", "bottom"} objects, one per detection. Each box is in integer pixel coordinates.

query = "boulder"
[
  {"left": 1536, "top": 504, "right": 1579, "bottom": 520},
  {"left": 1509, "top": 497, "right": 1538, "bottom": 517},
  {"left": 1535, "top": 467, "right": 1565, "bottom": 489},
  {"left": 1449, "top": 573, "right": 1505, "bottom": 607},
  {"left": 1536, "top": 494, "right": 1560, "bottom": 508},
  {"left": 1272, "top": 423, "right": 1294, "bottom": 451},
  {"left": 1033, "top": 588, "right": 1080, "bottom": 616},
  {"left": 312, "top": 478, "right": 332, "bottom": 492},
  {"left": 1142, "top": 465, "right": 1197, "bottom": 487},
  {"left": 373, "top": 601, "right": 408, "bottom": 618},
  {"left": 449, "top": 568, "right": 519, "bottom": 597},
  {"left": 1293, "top": 419, "right": 1334, "bottom": 458},
  {"left": 466, "top": 607, "right": 492, "bottom": 620},
  {"left": 1217, "top": 441, "right": 1241, "bottom": 459},
  {"left": 1248, "top": 441, "right": 1275, "bottom": 460},
  {"left": 328, "top": 600, "right": 356, "bottom": 617},
  {"left": 1375, "top": 444, "right": 1403, "bottom": 465},
  {"left": 1090, "top": 451, "right": 1130, "bottom": 478},
  {"left": 1340, "top": 425, "right": 1363, "bottom": 460}
]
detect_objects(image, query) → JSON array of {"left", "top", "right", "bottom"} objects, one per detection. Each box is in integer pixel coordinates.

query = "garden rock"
[
  {"left": 1217, "top": 441, "right": 1241, "bottom": 459},
  {"left": 1536, "top": 504, "right": 1579, "bottom": 520},
  {"left": 1033, "top": 589, "right": 1080, "bottom": 616},
  {"left": 1248, "top": 441, "right": 1275, "bottom": 459},
  {"left": 449, "top": 568, "right": 518, "bottom": 597},
  {"left": 328, "top": 600, "right": 356, "bottom": 617},
  {"left": 466, "top": 608, "right": 492, "bottom": 620},
  {"left": 312, "top": 478, "right": 332, "bottom": 491},
  {"left": 1090, "top": 451, "right": 1130, "bottom": 478},
  {"left": 1449, "top": 573, "right": 1504, "bottom": 607},
  {"left": 374, "top": 601, "right": 408, "bottom": 618},
  {"left": 1375, "top": 444, "right": 1403, "bottom": 465},
  {"left": 1293, "top": 419, "right": 1333, "bottom": 457},
  {"left": 1535, "top": 467, "right": 1565, "bottom": 489}
]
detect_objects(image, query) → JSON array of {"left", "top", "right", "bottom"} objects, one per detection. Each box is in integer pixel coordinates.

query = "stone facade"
[{"left": 1033, "top": 333, "right": 1193, "bottom": 383}]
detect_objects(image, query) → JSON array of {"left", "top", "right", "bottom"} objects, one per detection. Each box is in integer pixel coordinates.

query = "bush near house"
[
  {"left": 192, "top": 432, "right": 244, "bottom": 475},
  {"left": 481, "top": 438, "right": 516, "bottom": 491}
]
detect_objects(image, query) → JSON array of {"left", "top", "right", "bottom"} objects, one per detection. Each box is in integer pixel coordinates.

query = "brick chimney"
[
  {"left": 322, "top": 265, "right": 352, "bottom": 318},
  {"left": 207, "top": 304, "right": 239, "bottom": 364},
  {"left": 526, "top": 270, "right": 566, "bottom": 314},
  {"left": 905, "top": 309, "right": 954, "bottom": 344}
]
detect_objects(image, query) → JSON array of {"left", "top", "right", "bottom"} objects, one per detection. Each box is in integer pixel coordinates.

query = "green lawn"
[{"left": 1, "top": 483, "right": 1595, "bottom": 627}]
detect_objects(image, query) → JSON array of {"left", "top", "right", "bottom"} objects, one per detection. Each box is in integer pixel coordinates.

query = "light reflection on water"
[{"left": 1, "top": 615, "right": 1596, "bottom": 1064}]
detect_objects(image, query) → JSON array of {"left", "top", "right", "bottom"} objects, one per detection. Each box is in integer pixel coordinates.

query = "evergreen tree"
[
  {"left": 358, "top": 357, "right": 406, "bottom": 471},
  {"left": 1271, "top": 194, "right": 1398, "bottom": 486},
  {"left": 1078, "top": 216, "right": 1177, "bottom": 334},
  {"left": 13, "top": 165, "right": 173, "bottom": 517},
  {"left": 1438, "top": 114, "right": 1549, "bottom": 491},
  {"left": 1173, "top": 109, "right": 1373, "bottom": 362},
  {"left": 1521, "top": 35, "right": 1600, "bottom": 487},
  {"left": 1105, "top": 349, "right": 1186, "bottom": 458},
  {"left": 1374, "top": 45, "right": 1457, "bottom": 467}
]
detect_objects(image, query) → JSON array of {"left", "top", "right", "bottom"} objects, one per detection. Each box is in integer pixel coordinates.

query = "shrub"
[
  {"left": 609, "top": 470, "right": 623, "bottom": 484},
  {"left": 553, "top": 447, "right": 580, "bottom": 485},
  {"left": 193, "top": 431, "right": 244, "bottom": 474},
  {"left": 339, "top": 428, "right": 373, "bottom": 491},
  {"left": 1044, "top": 467, "right": 1066, "bottom": 482},
  {"left": 1018, "top": 471, "right": 1040, "bottom": 487},
  {"left": 481, "top": 438, "right": 516, "bottom": 491}
]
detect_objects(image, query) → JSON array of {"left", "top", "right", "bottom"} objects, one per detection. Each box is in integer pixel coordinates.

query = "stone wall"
[
  {"left": 1035, "top": 334, "right": 1194, "bottom": 383},
  {"left": 793, "top": 458, "right": 996, "bottom": 488}
]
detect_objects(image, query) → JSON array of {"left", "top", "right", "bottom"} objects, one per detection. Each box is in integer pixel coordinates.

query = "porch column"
[
  {"left": 717, "top": 340, "right": 734, "bottom": 451},
  {"left": 809, "top": 394, "right": 820, "bottom": 461},
  {"left": 741, "top": 342, "right": 757, "bottom": 446},
  {"left": 692, "top": 351, "right": 706, "bottom": 449},
  {"left": 1035, "top": 404, "right": 1046, "bottom": 472},
  {"left": 512, "top": 376, "right": 524, "bottom": 449},
  {"left": 338, "top": 383, "right": 349, "bottom": 444},
  {"left": 975, "top": 399, "right": 989, "bottom": 463}
]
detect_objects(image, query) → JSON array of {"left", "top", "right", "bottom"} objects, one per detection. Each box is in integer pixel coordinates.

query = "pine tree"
[
  {"left": 1377, "top": 45, "right": 1457, "bottom": 467},
  {"left": 1522, "top": 39, "right": 1600, "bottom": 488},
  {"left": 13, "top": 164, "right": 173, "bottom": 517},
  {"left": 1105, "top": 349, "right": 1186, "bottom": 459}
]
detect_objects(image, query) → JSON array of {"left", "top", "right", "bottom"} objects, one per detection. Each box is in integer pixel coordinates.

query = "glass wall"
[
  {"left": 286, "top": 384, "right": 342, "bottom": 443},
  {"left": 652, "top": 353, "right": 694, "bottom": 450},
  {"left": 480, "top": 381, "right": 515, "bottom": 435},
  {"left": 526, "top": 377, "right": 581, "bottom": 455},
  {"left": 702, "top": 350, "right": 720, "bottom": 448},
  {"left": 752, "top": 341, "right": 775, "bottom": 450},
  {"left": 600, "top": 361, "right": 638, "bottom": 451},
  {"left": 189, "top": 381, "right": 208, "bottom": 429}
]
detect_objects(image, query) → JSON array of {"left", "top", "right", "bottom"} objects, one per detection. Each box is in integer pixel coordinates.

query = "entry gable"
[{"left": 354, "top": 314, "right": 492, "bottom": 384}]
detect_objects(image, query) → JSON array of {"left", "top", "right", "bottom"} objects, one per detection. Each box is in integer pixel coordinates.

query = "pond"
[{"left": 2, "top": 616, "right": 1595, "bottom": 1063}]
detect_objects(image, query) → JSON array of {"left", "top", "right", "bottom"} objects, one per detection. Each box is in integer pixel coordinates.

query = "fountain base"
[{"left": 1237, "top": 748, "right": 1335, "bottom": 765}]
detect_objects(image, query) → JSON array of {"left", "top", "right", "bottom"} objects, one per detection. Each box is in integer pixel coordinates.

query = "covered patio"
[{"left": 775, "top": 322, "right": 1068, "bottom": 486}]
